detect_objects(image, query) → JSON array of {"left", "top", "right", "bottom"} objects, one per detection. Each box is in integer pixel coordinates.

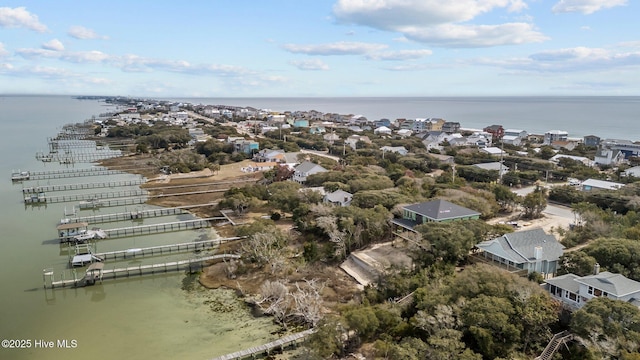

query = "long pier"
[
  {"left": 99, "top": 217, "right": 221, "bottom": 239},
  {"left": 26, "top": 189, "right": 148, "bottom": 204},
  {"left": 211, "top": 329, "right": 316, "bottom": 360},
  {"left": 36, "top": 151, "right": 123, "bottom": 163},
  {"left": 17, "top": 168, "right": 127, "bottom": 182},
  {"left": 65, "top": 203, "right": 216, "bottom": 224},
  {"left": 94, "top": 237, "right": 244, "bottom": 260},
  {"left": 43, "top": 254, "right": 240, "bottom": 289},
  {"left": 22, "top": 179, "right": 146, "bottom": 194}
]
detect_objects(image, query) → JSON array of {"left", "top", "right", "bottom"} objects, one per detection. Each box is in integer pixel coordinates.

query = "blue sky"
[{"left": 1, "top": 0, "right": 638, "bottom": 97}]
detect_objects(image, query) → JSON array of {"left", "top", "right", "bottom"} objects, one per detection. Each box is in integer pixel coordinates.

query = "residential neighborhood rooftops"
[
  {"left": 581, "top": 178, "right": 624, "bottom": 191},
  {"left": 545, "top": 273, "right": 581, "bottom": 294}
]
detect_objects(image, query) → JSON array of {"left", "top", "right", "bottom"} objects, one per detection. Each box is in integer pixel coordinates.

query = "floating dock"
[
  {"left": 100, "top": 217, "right": 220, "bottom": 239},
  {"left": 42, "top": 254, "right": 240, "bottom": 289}
]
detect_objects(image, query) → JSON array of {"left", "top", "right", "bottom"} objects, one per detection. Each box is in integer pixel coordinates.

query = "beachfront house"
[
  {"left": 543, "top": 130, "right": 568, "bottom": 145},
  {"left": 392, "top": 199, "right": 480, "bottom": 232},
  {"left": 473, "top": 228, "right": 564, "bottom": 277},
  {"left": 544, "top": 265, "right": 640, "bottom": 310}
]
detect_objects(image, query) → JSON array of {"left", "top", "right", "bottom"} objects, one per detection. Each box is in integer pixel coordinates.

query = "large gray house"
[
  {"left": 392, "top": 199, "right": 480, "bottom": 232},
  {"left": 473, "top": 228, "right": 564, "bottom": 277}
]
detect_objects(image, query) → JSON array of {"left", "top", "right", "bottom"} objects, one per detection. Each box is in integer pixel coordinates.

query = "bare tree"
[
  {"left": 255, "top": 280, "right": 290, "bottom": 328},
  {"left": 290, "top": 279, "right": 325, "bottom": 327}
]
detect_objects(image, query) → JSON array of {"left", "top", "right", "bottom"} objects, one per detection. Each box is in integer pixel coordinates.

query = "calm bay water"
[
  {"left": 172, "top": 96, "right": 640, "bottom": 140},
  {"left": 0, "top": 96, "right": 278, "bottom": 360}
]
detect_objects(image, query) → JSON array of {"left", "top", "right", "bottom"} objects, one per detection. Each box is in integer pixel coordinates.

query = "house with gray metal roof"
[
  {"left": 392, "top": 199, "right": 480, "bottom": 232},
  {"left": 545, "top": 266, "right": 640, "bottom": 310},
  {"left": 474, "top": 228, "right": 564, "bottom": 277}
]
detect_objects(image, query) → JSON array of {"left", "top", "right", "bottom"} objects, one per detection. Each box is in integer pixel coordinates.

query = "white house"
[
  {"left": 397, "top": 129, "right": 413, "bottom": 137},
  {"left": 480, "top": 147, "right": 507, "bottom": 157},
  {"left": 580, "top": 178, "right": 624, "bottom": 191},
  {"left": 323, "top": 190, "right": 353, "bottom": 207},
  {"left": 345, "top": 135, "right": 371, "bottom": 150},
  {"left": 594, "top": 148, "right": 625, "bottom": 166},
  {"left": 380, "top": 146, "right": 409, "bottom": 156},
  {"left": 374, "top": 126, "right": 392, "bottom": 135},
  {"left": 544, "top": 130, "right": 568, "bottom": 145},
  {"left": 545, "top": 265, "right": 640, "bottom": 310},
  {"left": 550, "top": 154, "right": 595, "bottom": 167},
  {"left": 472, "top": 162, "right": 509, "bottom": 176},
  {"left": 292, "top": 161, "right": 328, "bottom": 183},
  {"left": 623, "top": 166, "right": 640, "bottom": 178}
]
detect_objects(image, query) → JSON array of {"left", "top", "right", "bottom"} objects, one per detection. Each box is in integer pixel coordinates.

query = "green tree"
[
  {"left": 522, "top": 186, "right": 547, "bottom": 219},
  {"left": 414, "top": 221, "right": 478, "bottom": 264},
  {"left": 557, "top": 251, "right": 597, "bottom": 276}
]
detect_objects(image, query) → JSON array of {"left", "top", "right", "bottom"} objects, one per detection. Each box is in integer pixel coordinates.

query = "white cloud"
[
  {"left": 332, "top": 0, "right": 546, "bottom": 47},
  {"left": 366, "top": 49, "right": 432, "bottom": 60},
  {"left": 0, "top": 43, "right": 9, "bottom": 57},
  {"left": 476, "top": 46, "right": 640, "bottom": 73},
  {"left": 289, "top": 59, "right": 330, "bottom": 70},
  {"left": 401, "top": 22, "right": 547, "bottom": 47},
  {"left": 552, "top": 0, "right": 627, "bottom": 14},
  {"left": 68, "top": 25, "right": 109, "bottom": 40},
  {"left": 282, "top": 41, "right": 387, "bottom": 55},
  {"left": 42, "top": 39, "right": 64, "bottom": 51},
  {"left": 0, "top": 7, "right": 48, "bottom": 32}
]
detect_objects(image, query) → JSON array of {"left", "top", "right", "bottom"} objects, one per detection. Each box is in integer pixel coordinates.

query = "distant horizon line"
[{"left": 2, "top": 93, "right": 640, "bottom": 99}]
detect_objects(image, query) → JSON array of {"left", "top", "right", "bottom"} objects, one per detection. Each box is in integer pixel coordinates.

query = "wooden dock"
[
  {"left": 64, "top": 203, "right": 216, "bottom": 224},
  {"left": 77, "top": 197, "right": 148, "bottom": 209},
  {"left": 25, "top": 189, "right": 148, "bottom": 204},
  {"left": 17, "top": 167, "right": 127, "bottom": 182},
  {"left": 36, "top": 151, "right": 123, "bottom": 163},
  {"left": 96, "top": 217, "right": 222, "bottom": 240},
  {"left": 210, "top": 329, "right": 315, "bottom": 360},
  {"left": 22, "top": 179, "right": 146, "bottom": 193},
  {"left": 93, "top": 237, "right": 244, "bottom": 260},
  {"left": 43, "top": 254, "right": 240, "bottom": 289}
]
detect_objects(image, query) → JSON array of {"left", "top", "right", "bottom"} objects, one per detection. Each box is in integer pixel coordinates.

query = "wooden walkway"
[
  {"left": 99, "top": 217, "right": 220, "bottom": 239},
  {"left": 94, "top": 237, "right": 244, "bottom": 260},
  {"left": 211, "top": 329, "right": 315, "bottom": 360},
  {"left": 65, "top": 203, "right": 217, "bottom": 224},
  {"left": 18, "top": 168, "right": 127, "bottom": 181},
  {"left": 22, "top": 179, "right": 146, "bottom": 193},
  {"left": 25, "top": 189, "right": 148, "bottom": 204},
  {"left": 43, "top": 254, "right": 240, "bottom": 289}
]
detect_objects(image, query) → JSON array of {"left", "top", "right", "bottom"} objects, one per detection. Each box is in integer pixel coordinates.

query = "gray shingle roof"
[
  {"left": 576, "top": 272, "right": 640, "bottom": 297},
  {"left": 545, "top": 274, "right": 581, "bottom": 294},
  {"left": 476, "top": 228, "right": 564, "bottom": 264},
  {"left": 324, "top": 190, "right": 352, "bottom": 203},
  {"left": 295, "top": 161, "right": 326, "bottom": 173},
  {"left": 404, "top": 199, "right": 480, "bottom": 221}
]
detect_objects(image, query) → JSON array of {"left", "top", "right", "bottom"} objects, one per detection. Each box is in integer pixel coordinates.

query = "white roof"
[{"left": 582, "top": 178, "right": 624, "bottom": 190}]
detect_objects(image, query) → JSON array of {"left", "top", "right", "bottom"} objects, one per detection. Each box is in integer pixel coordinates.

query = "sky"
[{"left": 0, "top": 0, "right": 639, "bottom": 97}]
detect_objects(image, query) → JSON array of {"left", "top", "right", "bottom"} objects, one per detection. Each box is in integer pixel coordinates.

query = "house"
[
  {"left": 441, "top": 122, "right": 461, "bottom": 133},
  {"left": 374, "top": 126, "right": 392, "bottom": 135},
  {"left": 323, "top": 189, "right": 353, "bottom": 207},
  {"left": 550, "top": 154, "right": 594, "bottom": 167},
  {"left": 374, "top": 118, "right": 392, "bottom": 128},
  {"left": 309, "top": 126, "right": 326, "bottom": 134},
  {"left": 474, "top": 228, "right": 564, "bottom": 277},
  {"left": 594, "top": 148, "right": 625, "bottom": 166},
  {"left": 392, "top": 199, "right": 481, "bottom": 232},
  {"left": 253, "top": 149, "right": 285, "bottom": 163},
  {"left": 323, "top": 133, "right": 340, "bottom": 144},
  {"left": 472, "top": 162, "right": 509, "bottom": 176},
  {"left": 234, "top": 140, "right": 259, "bottom": 155},
  {"left": 397, "top": 129, "right": 413, "bottom": 137},
  {"left": 480, "top": 147, "right": 506, "bottom": 157},
  {"left": 543, "top": 130, "right": 568, "bottom": 145},
  {"left": 545, "top": 265, "right": 640, "bottom": 310},
  {"left": 502, "top": 129, "right": 527, "bottom": 147},
  {"left": 292, "top": 161, "right": 328, "bottom": 183},
  {"left": 380, "top": 146, "right": 408, "bottom": 156},
  {"left": 428, "top": 153, "right": 455, "bottom": 164},
  {"left": 345, "top": 135, "right": 371, "bottom": 150},
  {"left": 623, "top": 166, "right": 640, "bottom": 178},
  {"left": 483, "top": 125, "right": 504, "bottom": 140},
  {"left": 584, "top": 135, "right": 601, "bottom": 147},
  {"left": 580, "top": 178, "right": 624, "bottom": 191},
  {"left": 293, "top": 119, "right": 309, "bottom": 128}
]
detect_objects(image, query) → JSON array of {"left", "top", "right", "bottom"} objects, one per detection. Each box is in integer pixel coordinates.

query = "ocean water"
[
  {"left": 0, "top": 96, "right": 279, "bottom": 360},
  {"left": 171, "top": 96, "right": 640, "bottom": 140}
]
